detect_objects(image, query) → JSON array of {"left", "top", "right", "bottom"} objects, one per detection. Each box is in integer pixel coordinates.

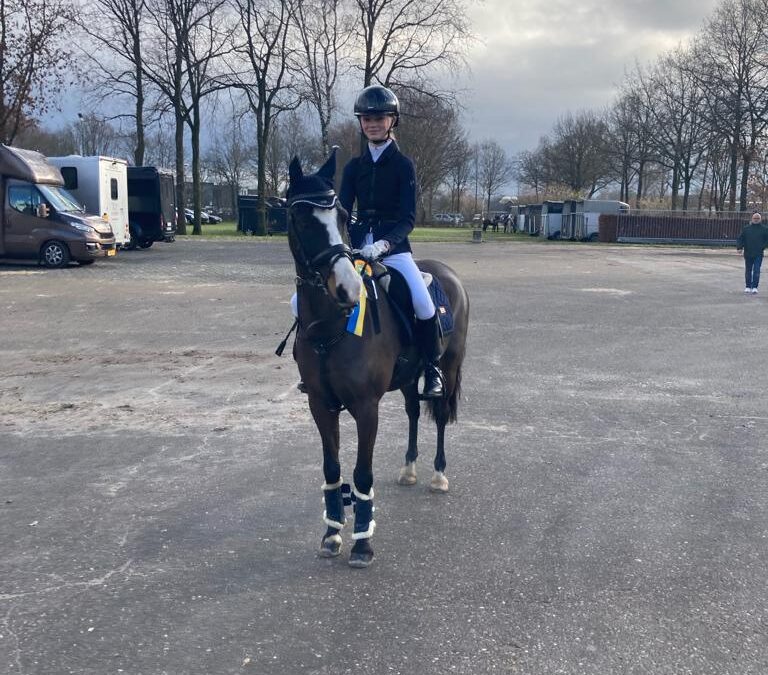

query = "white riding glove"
[{"left": 359, "top": 239, "right": 391, "bottom": 260}]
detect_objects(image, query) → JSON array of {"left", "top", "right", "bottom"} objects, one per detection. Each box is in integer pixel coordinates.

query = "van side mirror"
[{"left": 36, "top": 203, "right": 50, "bottom": 219}]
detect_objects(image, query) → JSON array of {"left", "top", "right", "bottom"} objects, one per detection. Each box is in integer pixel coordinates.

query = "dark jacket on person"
[
  {"left": 339, "top": 140, "right": 416, "bottom": 255},
  {"left": 737, "top": 223, "right": 768, "bottom": 258}
]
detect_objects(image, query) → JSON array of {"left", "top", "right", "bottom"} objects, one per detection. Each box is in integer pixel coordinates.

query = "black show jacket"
[{"left": 339, "top": 140, "right": 417, "bottom": 254}]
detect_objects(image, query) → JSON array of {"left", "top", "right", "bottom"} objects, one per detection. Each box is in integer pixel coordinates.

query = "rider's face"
[{"left": 360, "top": 114, "right": 394, "bottom": 143}]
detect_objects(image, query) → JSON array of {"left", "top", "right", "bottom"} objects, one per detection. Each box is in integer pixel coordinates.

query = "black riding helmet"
[{"left": 354, "top": 85, "right": 400, "bottom": 128}]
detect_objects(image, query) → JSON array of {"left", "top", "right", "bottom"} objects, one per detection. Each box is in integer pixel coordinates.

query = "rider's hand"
[{"left": 360, "top": 239, "right": 391, "bottom": 260}]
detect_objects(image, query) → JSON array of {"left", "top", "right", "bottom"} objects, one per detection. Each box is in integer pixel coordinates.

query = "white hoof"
[
  {"left": 397, "top": 462, "right": 417, "bottom": 486},
  {"left": 429, "top": 471, "right": 449, "bottom": 493}
]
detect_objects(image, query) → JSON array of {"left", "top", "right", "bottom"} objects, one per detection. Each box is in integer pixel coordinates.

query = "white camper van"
[{"left": 48, "top": 155, "right": 130, "bottom": 247}]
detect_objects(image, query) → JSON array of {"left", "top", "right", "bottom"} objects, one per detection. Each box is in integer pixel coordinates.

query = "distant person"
[{"left": 736, "top": 212, "right": 768, "bottom": 294}]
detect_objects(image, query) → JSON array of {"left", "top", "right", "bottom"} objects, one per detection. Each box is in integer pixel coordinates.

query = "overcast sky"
[{"left": 456, "top": 0, "right": 722, "bottom": 157}]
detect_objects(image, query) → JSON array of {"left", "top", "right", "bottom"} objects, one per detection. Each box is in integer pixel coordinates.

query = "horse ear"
[
  {"left": 317, "top": 147, "right": 337, "bottom": 182},
  {"left": 289, "top": 156, "right": 303, "bottom": 185}
]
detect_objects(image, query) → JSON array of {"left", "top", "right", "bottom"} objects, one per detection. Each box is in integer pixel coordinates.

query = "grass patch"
[{"left": 179, "top": 222, "right": 537, "bottom": 244}]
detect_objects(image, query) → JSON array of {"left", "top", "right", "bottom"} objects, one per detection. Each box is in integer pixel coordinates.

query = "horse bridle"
[{"left": 288, "top": 189, "right": 355, "bottom": 298}]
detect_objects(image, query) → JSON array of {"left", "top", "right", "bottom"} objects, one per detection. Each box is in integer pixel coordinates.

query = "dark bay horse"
[{"left": 286, "top": 151, "right": 469, "bottom": 568}]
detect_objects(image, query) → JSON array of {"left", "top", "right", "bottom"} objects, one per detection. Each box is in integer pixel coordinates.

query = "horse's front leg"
[
  {"left": 397, "top": 382, "right": 420, "bottom": 486},
  {"left": 308, "top": 396, "right": 344, "bottom": 558},
  {"left": 348, "top": 400, "right": 379, "bottom": 568}
]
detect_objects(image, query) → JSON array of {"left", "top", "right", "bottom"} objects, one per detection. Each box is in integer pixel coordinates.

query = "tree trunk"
[
  {"left": 192, "top": 102, "right": 202, "bottom": 236},
  {"left": 728, "top": 130, "right": 739, "bottom": 210},
  {"left": 635, "top": 161, "right": 645, "bottom": 208},
  {"left": 134, "top": 39, "right": 145, "bottom": 166},
  {"left": 175, "top": 108, "right": 187, "bottom": 235},
  {"left": 739, "top": 145, "right": 754, "bottom": 212}
]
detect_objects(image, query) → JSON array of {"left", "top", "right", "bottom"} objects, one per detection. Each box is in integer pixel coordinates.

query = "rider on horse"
[{"left": 340, "top": 85, "right": 445, "bottom": 399}]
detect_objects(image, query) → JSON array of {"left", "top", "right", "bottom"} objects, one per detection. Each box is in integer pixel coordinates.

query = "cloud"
[{"left": 449, "top": 0, "right": 721, "bottom": 155}]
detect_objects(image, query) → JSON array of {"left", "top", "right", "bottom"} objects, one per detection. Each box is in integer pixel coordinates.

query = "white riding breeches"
[
  {"left": 382, "top": 252, "right": 436, "bottom": 320},
  {"left": 290, "top": 251, "right": 435, "bottom": 321}
]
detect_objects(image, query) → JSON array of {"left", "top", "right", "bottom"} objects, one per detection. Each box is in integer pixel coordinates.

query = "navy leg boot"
[
  {"left": 319, "top": 480, "right": 345, "bottom": 557},
  {"left": 349, "top": 487, "right": 375, "bottom": 568}
]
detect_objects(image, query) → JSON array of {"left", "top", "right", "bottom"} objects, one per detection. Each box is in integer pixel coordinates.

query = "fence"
[{"left": 600, "top": 210, "right": 760, "bottom": 244}]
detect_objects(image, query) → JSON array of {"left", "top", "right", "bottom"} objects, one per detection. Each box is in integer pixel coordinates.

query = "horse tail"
[{"left": 427, "top": 361, "right": 462, "bottom": 424}]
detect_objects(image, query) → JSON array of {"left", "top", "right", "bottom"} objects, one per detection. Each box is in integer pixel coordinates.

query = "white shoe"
[
  {"left": 752, "top": 288, "right": 759, "bottom": 294},
  {"left": 745, "top": 287, "right": 752, "bottom": 294}
]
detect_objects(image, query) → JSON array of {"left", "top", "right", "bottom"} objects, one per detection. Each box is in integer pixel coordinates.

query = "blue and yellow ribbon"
[{"left": 346, "top": 259, "right": 372, "bottom": 336}]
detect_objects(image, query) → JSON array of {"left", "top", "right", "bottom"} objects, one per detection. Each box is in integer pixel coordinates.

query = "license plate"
[{"left": 106, "top": 249, "right": 116, "bottom": 257}]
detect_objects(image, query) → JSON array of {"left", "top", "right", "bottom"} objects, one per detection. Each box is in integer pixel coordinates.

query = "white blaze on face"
[{"left": 313, "top": 207, "right": 362, "bottom": 303}]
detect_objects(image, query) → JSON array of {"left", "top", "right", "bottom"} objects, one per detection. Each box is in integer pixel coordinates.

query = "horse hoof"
[
  {"left": 348, "top": 550, "right": 374, "bottom": 568},
  {"left": 318, "top": 534, "right": 342, "bottom": 558},
  {"left": 429, "top": 471, "right": 449, "bottom": 493},
  {"left": 397, "top": 463, "right": 417, "bottom": 486}
]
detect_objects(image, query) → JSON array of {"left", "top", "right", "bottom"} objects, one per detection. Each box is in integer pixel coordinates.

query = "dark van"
[
  {"left": 126, "top": 166, "right": 176, "bottom": 248},
  {"left": 0, "top": 145, "right": 116, "bottom": 267}
]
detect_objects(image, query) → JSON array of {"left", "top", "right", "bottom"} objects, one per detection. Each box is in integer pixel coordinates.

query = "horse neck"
[{"left": 296, "top": 284, "right": 346, "bottom": 334}]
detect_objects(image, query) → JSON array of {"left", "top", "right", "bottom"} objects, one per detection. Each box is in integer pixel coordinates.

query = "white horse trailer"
[
  {"left": 48, "top": 155, "right": 131, "bottom": 247},
  {"left": 540, "top": 201, "right": 564, "bottom": 239},
  {"left": 574, "top": 200, "right": 630, "bottom": 241}
]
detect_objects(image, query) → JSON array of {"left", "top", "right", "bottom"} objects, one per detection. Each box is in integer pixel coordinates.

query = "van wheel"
[
  {"left": 139, "top": 240, "right": 154, "bottom": 249},
  {"left": 40, "top": 241, "right": 71, "bottom": 268}
]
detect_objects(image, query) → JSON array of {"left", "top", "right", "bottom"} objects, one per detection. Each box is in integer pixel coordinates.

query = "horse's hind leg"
[
  {"left": 397, "top": 382, "right": 420, "bottom": 486},
  {"left": 309, "top": 397, "right": 344, "bottom": 557},
  {"left": 428, "top": 364, "right": 457, "bottom": 493},
  {"left": 430, "top": 406, "right": 450, "bottom": 493}
]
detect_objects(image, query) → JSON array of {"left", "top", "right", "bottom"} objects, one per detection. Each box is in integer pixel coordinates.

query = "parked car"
[
  {"left": 184, "top": 208, "right": 220, "bottom": 224},
  {"left": 433, "top": 212, "right": 463, "bottom": 226}
]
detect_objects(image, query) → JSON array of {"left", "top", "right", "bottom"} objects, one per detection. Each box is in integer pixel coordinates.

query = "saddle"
[
  {"left": 348, "top": 259, "right": 452, "bottom": 393},
  {"left": 361, "top": 259, "right": 455, "bottom": 343}
]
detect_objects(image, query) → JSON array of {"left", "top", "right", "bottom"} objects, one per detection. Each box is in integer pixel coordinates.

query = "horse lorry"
[
  {"left": 125, "top": 166, "right": 176, "bottom": 248},
  {"left": 48, "top": 155, "right": 131, "bottom": 248},
  {"left": 0, "top": 145, "right": 116, "bottom": 267}
]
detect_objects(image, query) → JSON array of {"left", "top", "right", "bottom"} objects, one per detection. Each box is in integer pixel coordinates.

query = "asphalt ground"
[{"left": 1, "top": 237, "right": 767, "bottom": 675}]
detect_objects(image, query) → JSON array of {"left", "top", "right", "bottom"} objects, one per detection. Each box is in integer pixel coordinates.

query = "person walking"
[{"left": 736, "top": 212, "right": 768, "bottom": 295}]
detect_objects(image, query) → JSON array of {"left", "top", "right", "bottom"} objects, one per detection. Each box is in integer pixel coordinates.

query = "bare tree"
[
  {"left": 445, "top": 137, "right": 472, "bottom": 214},
  {"left": 71, "top": 112, "right": 123, "bottom": 155},
  {"left": 607, "top": 93, "right": 641, "bottom": 203},
  {"left": 228, "top": 0, "right": 300, "bottom": 235},
  {"left": 477, "top": 140, "right": 513, "bottom": 214},
  {"left": 143, "top": 0, "right": 232, "bottom": 234},
  {"left": 395, "top": 91, "right": 463, "bottom": 221},
  {"left": 617, "top": 74, "right": 659, "bottom": 207},
  {"left": 691, "top": 0, "right": 768, "bottom": 210},
  {"left": 292, "top": 0, "right": 352, "bottom": 155},
  {"left": 204, "top": 101, "right": 255, "bottom": 221},
  {"left": 179, "top": 0, "right": 233, "bottom": 234},
  {"left": 540, "top": 110, "right": 612, "bottom": 197},
  {"left": 515, "top": 147, "right": 547, "bottom": 201},
  {"left": 143, "top": 119, "right": 176, "bottom": 168},
  {"left": 265, "top": 110, "right": 316, "bottom": 194},
  {"left": 354, "top": 0, "right": 471, "bottom": 96},
  {"left": 77, "top": 0, "right": 150, "bottom": 165},
  {"left": 143, "top": 0, "right": 191, "bottom": 234},
  {"left": 0, "top": 0, "right": 77, "bottom": 143},
  {"left": 640, "top": 47, "right": 709, "bottom": 210}
]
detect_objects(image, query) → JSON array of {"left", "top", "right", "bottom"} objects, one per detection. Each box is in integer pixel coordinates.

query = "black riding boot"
[{"left": 415, "top": 315, "right": 445, "bottom": 399}]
